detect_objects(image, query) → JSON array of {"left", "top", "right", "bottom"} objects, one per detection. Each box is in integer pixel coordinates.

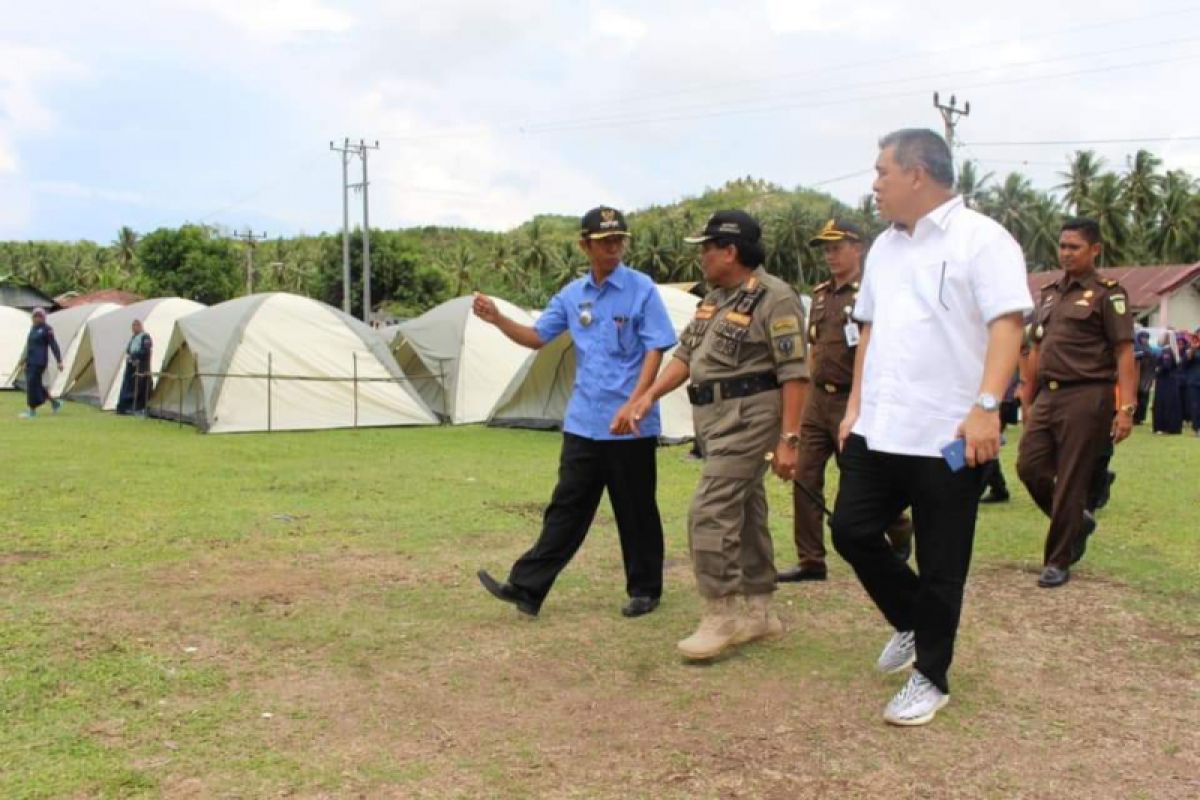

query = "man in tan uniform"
[
  {"left": 1017, "top": 217, "right": 1136, "bottom": 588},
  {"left": 778, "top": 219, "right": 913, "bottom": 583},
  {"left": 619, "top": 210, "right": 810, "bottom": 660}
]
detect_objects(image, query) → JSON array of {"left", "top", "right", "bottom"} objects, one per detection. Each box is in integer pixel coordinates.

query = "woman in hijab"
[
  {"left": 20, "top": 308, "right": 63, "bottom": 418},
  {"left": 1181, "top": 329, "right": 1200, "bottom": 437},
  {"left": 115, "top": 319, "right": 153, "bottom": 415},
  {"left": 1152, "top": 333, "right": 1183, "bottom": 435}
]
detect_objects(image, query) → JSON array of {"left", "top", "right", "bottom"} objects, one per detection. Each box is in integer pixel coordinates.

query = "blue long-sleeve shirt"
[{"left": 25, "top": 323, "right": 62, "bottom": 368}]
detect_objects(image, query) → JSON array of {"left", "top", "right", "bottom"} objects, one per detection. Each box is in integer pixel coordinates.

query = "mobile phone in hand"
[{"left": 941, "top": 438, "right": 967, "bottom": 472}]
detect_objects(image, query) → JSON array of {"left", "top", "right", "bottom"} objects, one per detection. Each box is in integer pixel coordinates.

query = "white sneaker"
[
  {"left": 883, "top": 671, "right": 949, "bottom": 726},
  {"left": 875, "top": 630, "right": 915, "bottom": 674}
]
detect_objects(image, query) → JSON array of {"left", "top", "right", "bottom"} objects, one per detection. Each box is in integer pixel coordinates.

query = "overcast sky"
[{"left": 3, "top": 0, "right": 1199, "bottom": 242}]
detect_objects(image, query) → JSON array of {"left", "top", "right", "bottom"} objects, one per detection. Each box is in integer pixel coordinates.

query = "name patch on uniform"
[
  {"left": 1074, "top": 299, "right": 1090, "bottom": 307},
  {"left": 724, "top": 311, "right": 752, "bottom": 327},
  {"left": 695, "top": 303, "right": 717, "bottom": 321},
  {"left": 770, "top": 316, "right": 800, "bottom": 336}
]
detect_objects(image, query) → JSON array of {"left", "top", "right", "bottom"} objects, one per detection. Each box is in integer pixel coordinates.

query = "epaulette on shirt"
[
  {"left": 1101, "top": 278, "right": 1119, "bottom": 288},
  {"left": 812, "top": 280, "right": 830, "bottom": 293}
]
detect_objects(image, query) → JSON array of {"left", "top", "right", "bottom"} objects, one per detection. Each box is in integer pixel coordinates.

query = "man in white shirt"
[{"left": 833, "top": 129, "right": 1032, "bottom": 726}]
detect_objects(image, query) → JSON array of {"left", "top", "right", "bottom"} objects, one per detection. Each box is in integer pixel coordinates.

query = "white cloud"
[
  {"left": 590, "top": 8, "right": 649, "bottom": 47},
  {"left": 189, "top": 0, "right": 354, "bottom": 43},
  {"left": 31, "top": 180, "right": 145, "bottom": 205},
  {"left": 765, "top": 0, "right": 895, "bottom": 33}
]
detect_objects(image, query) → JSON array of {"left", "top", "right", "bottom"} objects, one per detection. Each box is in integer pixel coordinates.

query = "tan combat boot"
[
  {"left": 677, "top": 596, "right": 741, "bottom": 660},
  {"left": 732, "top": 593, "right": 785, "bottom": 645}
]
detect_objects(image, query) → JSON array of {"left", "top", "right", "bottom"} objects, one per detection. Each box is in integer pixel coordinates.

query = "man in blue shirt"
[{"left": 474, "top": 206, "right": 678, "bottom": 618}]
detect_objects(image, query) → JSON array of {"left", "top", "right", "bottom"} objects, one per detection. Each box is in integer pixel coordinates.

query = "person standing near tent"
[
  {"left": 116, "top": 319, "right": 152, "bottom": 416},
  {"left": 19, "top": 308, "right": 63, "bottom": 418},
  {"left": 623, "top": 210, "right": 810, "bottom": 661},
  {"left": 776, "top": 218, "right": 913, "bottom": 584},
  {"left": 473, "top": 205, "right": 677, "bottom": 619}
]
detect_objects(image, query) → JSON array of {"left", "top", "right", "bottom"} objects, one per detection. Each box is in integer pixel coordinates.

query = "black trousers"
[
  {"left": 1133, "top": 388, "right": 1150, "bottom": 425},
  {"left": 832, "top": 434, "right": 984, "bottom": 694},
  {"left": 508, "top": 433, "right": 664, "bottom": 611},
  {"left": 25, "top": 364, "right": 49, "bottom": 409}
]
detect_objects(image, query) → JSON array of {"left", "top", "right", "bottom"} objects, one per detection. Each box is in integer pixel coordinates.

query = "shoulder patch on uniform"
[
  {"left": 1110, "top": 294, "right": 1127, "bottom": 314},
  {"left": 770, "top": 316, "right": 800, "bottom": 336}
]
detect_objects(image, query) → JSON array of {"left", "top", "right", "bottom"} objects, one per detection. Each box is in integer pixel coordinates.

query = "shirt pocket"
[
  {"left": 1063, "top": 301, "right": 1096, "bottom": 322},
  {"left": 606, "top": 315, "right": 641, "bottom": 356},
  {"left": 910, "top": 259, "right": 964, "bottom": 316}
]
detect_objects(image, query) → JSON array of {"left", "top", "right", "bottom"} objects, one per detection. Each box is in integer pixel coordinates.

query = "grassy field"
[{"left": 1, "top": 392, "right": 1197, "bottom": 799}]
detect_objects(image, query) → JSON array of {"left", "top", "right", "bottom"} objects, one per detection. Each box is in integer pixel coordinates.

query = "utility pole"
[
  {"left": 232, "top": 229, "right": 268, "bottom": 294},
  {"left": 329, "top": 138, "right": 355, "bottom": 315},
  {"left": 933, "top": 92, "right": 970, "bottom": 168},
  {"left": 356, "top": 139, "right": 379, "bottom": 325},
  {"left": 330, "top": 138, "right": 380, "bottom": 322}
]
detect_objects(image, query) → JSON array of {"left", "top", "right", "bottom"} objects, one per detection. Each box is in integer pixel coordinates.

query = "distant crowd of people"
[{"left": 1140, "top": 327, "right": 1200, "bottom": 436}]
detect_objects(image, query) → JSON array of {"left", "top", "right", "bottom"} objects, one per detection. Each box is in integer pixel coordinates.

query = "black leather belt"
[
  {"left": 816, "top": 382, "right": 851, "bottom": 395},
  {"left": 1040, "top": 377, "right": 1111, "bottom": 392},
  {"left": 687, "top": 372, "right": 779, "bottom": 406}
]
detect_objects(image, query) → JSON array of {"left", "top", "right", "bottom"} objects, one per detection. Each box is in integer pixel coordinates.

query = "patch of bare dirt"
[
  {"left": 0, "top": 550, "right": 51, "bottom": 566},
  {"left": 40, "top": 551, "right": 1200, "bottom": 798}
]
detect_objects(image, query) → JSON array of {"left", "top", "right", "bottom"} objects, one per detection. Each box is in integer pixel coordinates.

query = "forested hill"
[{"left": 4, "top": 151, "right": 1198, "bottom": 318}]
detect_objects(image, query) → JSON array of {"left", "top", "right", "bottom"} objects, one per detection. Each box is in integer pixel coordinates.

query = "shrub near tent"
[
  {"left": 388, "top": 295, "right": 535, "bottom": 424},
  {"left": 148, "top": 292, "right": 437, "bottom": 433}
]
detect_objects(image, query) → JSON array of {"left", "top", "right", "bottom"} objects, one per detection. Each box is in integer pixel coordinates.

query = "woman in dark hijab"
[
  {"left": 19, "top": 308, "right": 63, "bottom": 419},
  {"left": 1152, "top": 333, "right": 1183, "bottom": 435},
  {"left": 115, "top": 319, "right": 153, "bottom": 415}
]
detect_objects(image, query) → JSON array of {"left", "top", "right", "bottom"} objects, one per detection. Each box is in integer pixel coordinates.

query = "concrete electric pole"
[
  {"left": 329, "top": 138, "right": 380, "bottom": 323},
  {"left": 933, "top": 92, "right": 970, "bottom": 169},
  {"left": 232, "top": 228, "right": 268, "bottom": 295}
]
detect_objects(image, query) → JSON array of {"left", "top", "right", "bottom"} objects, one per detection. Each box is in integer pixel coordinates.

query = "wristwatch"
[
  {"left": 780, "top": 432, "right": 801, "bottom": 448},
  {"left": 975, "top": 393, "right": 999, "bottom": 412},
  {"left": 1118, "top": 402, "right": 1137, "bottom": 416}
]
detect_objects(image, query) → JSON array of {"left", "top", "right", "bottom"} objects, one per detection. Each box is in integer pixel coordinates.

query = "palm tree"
[
  {"left": 1024, "top": 195, "right": 1063, "bottom": 271},
  {"left": 1121, "top": 149, "right": 1164, "bottom": 232},
  {"left": 1079, "top": 173, "right": 1130, "bottom": 265},
  {"left": 112, "top": 226, "right": 138, "bottom": 273},
  {"left": 1057, "top": 150, "right": 1105, "bottom": 216},
  {"left": 956, "top": 160, "right": 994, "bottom": 209},
  {"left": 980, "top": 173, "right": 1036, "bottom": 243},
  {"left": 440, "top": 244, "right": 477, "bottom": 296},
  {"left": 765, "top": 201, "right": 820, "bottom": 287},
  {"left": 1152, "top": 170, "right": 1200, "bottom": 263}
]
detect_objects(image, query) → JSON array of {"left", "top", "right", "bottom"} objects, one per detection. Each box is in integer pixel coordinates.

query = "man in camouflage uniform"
[
  {"left": 620, "top": 210, "right": 810, "bottom": 660},
  {"left": 778, "top": 219, "right": 913, "bottom": 583},
  {"left": 1017, "top": 217, "right": 1137, "bottom": 588}
]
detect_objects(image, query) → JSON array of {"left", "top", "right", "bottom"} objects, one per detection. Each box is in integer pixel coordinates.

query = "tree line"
[{"left": 2, "top": 151, "right": 1198, "bottom": 317}]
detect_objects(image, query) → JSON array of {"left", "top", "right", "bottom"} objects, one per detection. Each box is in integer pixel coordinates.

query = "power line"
[
  {"left": 329, "top": 138, "right": 380, "bottom": 323},
  {"left": 963, "top": 136, "right": 1200, "bottom": 147},
  {"left": 231, "top": 229, "right": 268, "bottom": 294}
]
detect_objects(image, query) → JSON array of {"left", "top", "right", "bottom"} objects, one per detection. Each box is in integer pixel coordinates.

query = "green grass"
[{"left": 1, "top": 392, "right": 1197, "bottom": 798}]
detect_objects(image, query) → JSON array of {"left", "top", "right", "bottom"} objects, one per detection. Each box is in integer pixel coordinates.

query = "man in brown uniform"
[
  {"left": 1017, "top": 217, "right": 1136, "bottom": 588},
  {"left": 777, "top": 219, "right": 914, "bottom": 583},
  {"left": 619, "top": 210, "right": 810, "bottom": 660}
]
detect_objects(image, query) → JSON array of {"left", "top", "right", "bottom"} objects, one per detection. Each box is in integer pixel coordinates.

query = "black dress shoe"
[
  {"left": 1071, "top": 511, "right": 1098, "bottom": 565},
  {"left": 477, "top": 569, "right": 539, "bottom": 617},
  {"left": 776, "top": 565, "right": 827, "bottom": 583},
  {"left": 621, "top": 596, "right": 660, "bottom": 618},
  {"left": 1037, "top": 565, "right": 1070, "bottom": 588},
  {"left": 980, "top": 488, "right": 1011, "bottom": 504}
]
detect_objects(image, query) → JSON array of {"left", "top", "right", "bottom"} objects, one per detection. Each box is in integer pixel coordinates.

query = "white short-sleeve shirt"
[{"left": 852, "top": 196, "right": 1033, "bottom": 457}]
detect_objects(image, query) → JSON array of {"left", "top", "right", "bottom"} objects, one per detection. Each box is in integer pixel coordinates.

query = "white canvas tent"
[
  {"left": 389, "top": 295, "right": 535, "bottom": 423},
  {"left": 488, "top": 285, "right": 700, "bottom": 442},
  {"left": 148, "top": 292, "right": 437, "bottom": 433},
  {"left": 1, "top": 306, "right": 30, "bottom": 388},
  {"left": 62, "top": 297, "right": 205, "bottom": 408},
  {"left": 30, "top": 302, "right": 120, "bottom": 396}
]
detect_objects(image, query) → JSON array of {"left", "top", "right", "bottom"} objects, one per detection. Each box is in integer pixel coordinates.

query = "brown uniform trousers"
[
  {"left": 792, "top": 280, "right": 912, "bottom": 569},
  {"left": 674, "top": 268, "right": 810, "bottom": 599},
  {"left": 1017, "top": 270, "right": 1132, "bottom": 568}
]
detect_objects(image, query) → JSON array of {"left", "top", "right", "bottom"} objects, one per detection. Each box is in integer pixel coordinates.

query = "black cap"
[
  {"left": 580, "top": 206, "right": 631, "bottom": 239},
  {"left": 808, "top": 218, "right": 864, "bottom": 247},
  {"left": 684, "top": 210, "right": 762, "bottom": 245}
]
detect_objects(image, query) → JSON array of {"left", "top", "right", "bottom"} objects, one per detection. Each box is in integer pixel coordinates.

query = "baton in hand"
[{"left": 765, "top": 451, "right": 833, "bottom": 521}]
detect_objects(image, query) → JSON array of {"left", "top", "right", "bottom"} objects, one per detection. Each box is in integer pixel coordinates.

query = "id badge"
[{"left": 844, "top": 322, "right": 860, "bottom": 347}]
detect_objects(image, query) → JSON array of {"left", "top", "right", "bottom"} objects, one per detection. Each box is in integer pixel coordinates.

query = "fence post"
[
  {"left": 267, "top": 351, "right": 273, "bottom": 433},
  {"left": 353, "top": 352, "right": 359, "bottom": 428}
]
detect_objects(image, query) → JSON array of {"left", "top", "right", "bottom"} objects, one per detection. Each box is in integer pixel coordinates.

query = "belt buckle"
[
  {"left": 1048, "top": 380, "right": 1060, "bottom": 391},
  {"left": 824, "top": 383, "right": 837, "bottom": 394}
]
